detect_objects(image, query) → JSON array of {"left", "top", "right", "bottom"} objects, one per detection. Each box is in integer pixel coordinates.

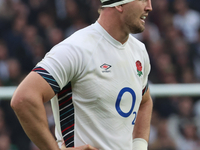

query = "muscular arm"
[
  {"left": 11, "top": 72, "right": 98, "bottom": 150},
  {"left": 132, "top": 88, "right": 153, "bottom": 142},
  {"left": 10, "top": 72, "right": 60, "bottom": 150}
]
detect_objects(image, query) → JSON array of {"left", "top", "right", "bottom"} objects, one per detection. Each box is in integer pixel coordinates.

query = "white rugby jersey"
[{"left": 33, "top": 22, "right": 151, "bottom": 150}]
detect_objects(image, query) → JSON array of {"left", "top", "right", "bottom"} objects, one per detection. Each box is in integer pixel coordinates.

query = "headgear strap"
[{"left": 100, "top": 0, "right": 135, "bottom": 7}]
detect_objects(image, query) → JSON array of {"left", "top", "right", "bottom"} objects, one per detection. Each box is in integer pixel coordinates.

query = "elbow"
[
  {"left": 10, "top": 95, "right": 24, "bottom": 112},
  {"left": 10, "top": 91, "right": 31, "bottom": 113},
  {"left": 11, "top": 92, "right": 42, "bottom": 114}
]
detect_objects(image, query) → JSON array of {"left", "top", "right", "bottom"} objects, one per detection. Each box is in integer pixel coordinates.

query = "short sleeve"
[{"left": 35, "top": 42, "right": 83, "bottom": 90}]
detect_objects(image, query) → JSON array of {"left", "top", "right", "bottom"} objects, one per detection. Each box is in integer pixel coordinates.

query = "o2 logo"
[{"left": 115, "top": 87, "right": 137, "bottom": 125}]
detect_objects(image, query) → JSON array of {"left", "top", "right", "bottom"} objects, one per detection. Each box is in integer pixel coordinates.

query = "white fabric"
[
  {"left": 101, "top": 0, "right": 135, "bottom": 7},
  {"left": 132, "top": 138, "right": 148, "bottom": 150},
  {"left": 37, "top": 21, "right": 150, "bottom": 150}
]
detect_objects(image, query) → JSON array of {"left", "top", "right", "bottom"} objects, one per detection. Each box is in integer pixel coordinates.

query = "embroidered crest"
[{"left": 136, "top": 60, "right": 143, "bottom": 77}]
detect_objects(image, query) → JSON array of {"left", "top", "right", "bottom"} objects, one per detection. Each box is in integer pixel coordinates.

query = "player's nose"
[{"left": 145, "top": 0, "right": 153, "bottom": 12}]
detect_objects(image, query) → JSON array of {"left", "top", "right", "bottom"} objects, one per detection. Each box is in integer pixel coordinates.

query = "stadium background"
[{"left": 0, "top": 0, "right": 200, "bottom": 149}]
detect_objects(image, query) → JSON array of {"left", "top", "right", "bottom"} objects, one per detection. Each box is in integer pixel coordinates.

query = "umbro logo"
[{"left": 100, "top": 63, "right": 111, "bottom": 72}]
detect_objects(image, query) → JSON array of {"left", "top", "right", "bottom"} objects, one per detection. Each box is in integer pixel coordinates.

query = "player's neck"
[{"left": 97, "top": 9, "right": 129, "bottom": 44}]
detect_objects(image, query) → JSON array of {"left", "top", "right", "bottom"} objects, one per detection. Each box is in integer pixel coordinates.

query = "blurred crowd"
[{"left": 0, "top": 0, "right": 200, "bottom": 149}]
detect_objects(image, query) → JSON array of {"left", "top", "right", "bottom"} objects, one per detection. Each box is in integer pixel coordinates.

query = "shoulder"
[
  {"left": 49, "top": 24, "right": 103, "bottom": 59},
  {"left": 61, "top": 24, "right": 102, "bottom": 51}
]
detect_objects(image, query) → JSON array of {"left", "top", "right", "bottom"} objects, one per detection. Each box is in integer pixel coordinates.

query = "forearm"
[
  {"left": 11, "top": 96, "right": 59, "bottom": 150},
  {"left": 132, "top": 95, "right": 153, "bottom": 142}
]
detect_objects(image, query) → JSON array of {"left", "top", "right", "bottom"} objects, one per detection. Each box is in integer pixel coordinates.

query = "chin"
[{"left": 131, "top": 27, "right": 145, "bottom": 34}]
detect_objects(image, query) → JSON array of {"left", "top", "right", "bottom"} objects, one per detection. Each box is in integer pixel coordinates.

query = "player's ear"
[{"left": 115, "top": 5, "right": 123, "bottom": 13}]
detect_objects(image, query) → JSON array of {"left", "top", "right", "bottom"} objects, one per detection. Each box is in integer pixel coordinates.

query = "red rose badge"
[{"left": 136, "top": 60, "right": 143, "bottom": 77}]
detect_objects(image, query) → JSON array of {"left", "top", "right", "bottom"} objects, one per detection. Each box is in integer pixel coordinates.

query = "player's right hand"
[{"left": 61, "top": 144, "right": 99, "bottom": 150}]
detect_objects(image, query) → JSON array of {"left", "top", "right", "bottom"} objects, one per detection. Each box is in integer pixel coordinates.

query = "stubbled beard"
[
  {"left": 129, "top": 24, "right": 145, "bottom": 34},
  {"left": 125, "top": 18, "right": 145, "bottom": 34}
]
